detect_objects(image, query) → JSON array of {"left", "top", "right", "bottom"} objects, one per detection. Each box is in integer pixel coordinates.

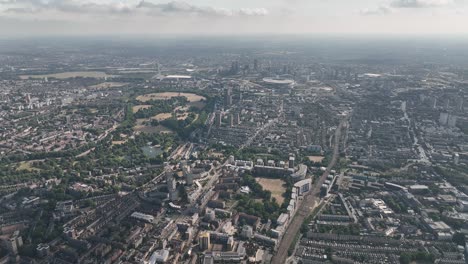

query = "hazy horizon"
[{"left": 2, "top": 33, "right": 468, "bottom": 67}]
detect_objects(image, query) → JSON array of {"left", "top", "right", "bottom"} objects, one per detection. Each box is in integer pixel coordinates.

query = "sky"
[{"left": 0, "top": 0, "right": 466, "bottom": 36}]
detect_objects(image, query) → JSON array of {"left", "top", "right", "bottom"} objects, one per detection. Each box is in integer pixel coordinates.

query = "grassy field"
[
  {"left": 20, "top": 71, "right": 115, "bottom": 80},
  {"left": 153, "top": 113, "right": 173, "bottom": 121},
  {"left": 133, "top": 92, "right": 206, "bottom": 134},
  {"left": 255, "top": 178, "right": 287, "bottom": 204},
  {"left": 189, "top": 101, "right": 206, "bottom": 109},
  {"left": 134, "top": 118, "right": 172, "bottom": 134},
  {"left": 89, "top": 82, "right": 126, "bottom": 89},
  {"left": 132, "top": 105, "right": 152, "bottom": 113},
  {"left": 16, "top": 161, "right": 41, "bottom": 172},
  {"left": 136, "top": 92, "right": 206, "bottom": 103},
  {"left": 308, "top": 156, "right": 325, "bottom": 163},
  {"left": 208, "top": 151, "right": 224, "bottom": 159},
  {"left": 146, "top": 104, "right": 199, "bottom": 122},
  {"left": 176, "top": 112, "right": 199, "bottom": 121}
]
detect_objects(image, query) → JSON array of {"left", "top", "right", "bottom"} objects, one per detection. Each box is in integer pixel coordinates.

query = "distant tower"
[
  {"left": 254, "top": 59, "right": 259, "bottom": 71},
  {"left": 230, "top": 61, "right": 240, "bottom": 74},
  {"left": 439, "top": 112, "right": 449, "bottom": 126},
  {"left": 25, "top": 93, "right": 31, "bottom": 104},
  {"left": 454, "top": 153, "right": 460, "bottom": 165},
  {"left": 66, "top": 115, "right": 71, "bottom": 126},
  {"left": 432, "top": 98, "right": 438, "bottom": 109},
  {"left": 215, "top": 111, "right": 222, "bottom": 127},
  {"left": 229, "top": 114, "right": 234, "bottom": 127},
  {"left": 448, "top": 115, "right": 457, "bottom": 128},
  {"left": 234, "top": 113, "right": 240, "bottom": 125},
  {"left": 225, "top": 87, "right": 233, "bottom": 107},
  {"left": 456, "top": 97, "right": 464, "bottom": 112}
]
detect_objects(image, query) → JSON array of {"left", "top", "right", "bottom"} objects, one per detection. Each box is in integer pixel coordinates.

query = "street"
[{"left": 271, "top": 119, "right": 345, "bottom": 264}]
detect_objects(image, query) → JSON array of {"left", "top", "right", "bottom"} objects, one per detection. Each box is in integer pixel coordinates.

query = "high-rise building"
[
  {"left": 320, "top": 184, "right": 329, "bottom": 197},
  {"left": 165, "top": 163, "right": 173, "bottom": 182},
  {"left": 456, "top": 97, "right": 464, "bottom": 112},
  {"left": 36, "top": 244, "right": 50, "bottom": 258},
  {"left": 241, "top": 225, "right": 253, "bottom": 239},
  {"left": 229, "top": 114, "right": 234, "bottom": 127},
  {"left": 439, "top": 112, "right": 449, "bottom": 126},
  {"left": 198, "top": 232, "right": 211, "bottom": 251},
  {"left": 182, "top": 161, "right": 193, "bottom": 186},
  {"left": 448, "top": 115, "right": 457, "bottom": 128},
  {"left": 205, "top": 209, "right": 216, "bottom": 221},
  {"left": 445, "top": 98, "right": 450, "bottom": 109},
  {"left": 230, "top": 61, "right": 239, "bottom": 74},
  {"left": 63, "top": 227, "right": 77, "bottom": 239},
  {"left": 215, "top": 111, "right": 222, "bottom": 127},
  {"left": 234, "top": 113, "right": 240, "bottom": 125},
  {"left": 454, "top": 153, "right": 460, "bottom": 165},
  {"left": 225, "top": 87, "right": 233, "bottom": 107},
  {"left": 25, "top": 93, "right": 31, "bottom": 104},
  {"left": 165, "top": 163, "right": 178, "bottom": 201},
  {"left": 169, "top": 184, "right": 178, "bottom": 201},
  {"left": 432, "top": 97, "right": 438, "bottom": 109},
  {"left": 289, "top": 156, "right": 295, "bottom": 169},
  {"left": 7, "top": 231, "right": 23, "bottom": 255}
]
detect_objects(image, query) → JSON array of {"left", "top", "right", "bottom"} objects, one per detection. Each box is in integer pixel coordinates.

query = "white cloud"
[
  {"left": 0, "top": 0, "right": 466, "bottom": 36},
  {"left": 137, "top": 1, "right": 232, "bottom": 16},
  {"left": 0, "top": 0, "right": 269, "bottom": 17},
  {"left": 360, "top": 6, "right": 392, "bottom": 15},
  {"left": 361, "top": 0, "right": 461, "bottom": 16},
  {"left": 391, "top": 0, "right": 456, "bottom": 8},
  {"left": 239, "top": 8, "right": 269, "bottom": 16}
]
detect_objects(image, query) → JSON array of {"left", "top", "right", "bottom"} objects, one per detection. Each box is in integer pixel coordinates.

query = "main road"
[{"left": 271, "top": 119, "right": 345, "bottom": 264}]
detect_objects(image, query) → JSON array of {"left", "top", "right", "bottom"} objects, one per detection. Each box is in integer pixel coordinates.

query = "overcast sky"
[{"left": 0, "top": 0, "right": 466, "bottom": 36}]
